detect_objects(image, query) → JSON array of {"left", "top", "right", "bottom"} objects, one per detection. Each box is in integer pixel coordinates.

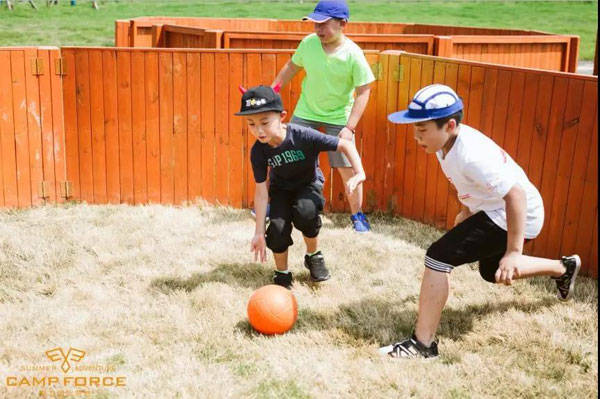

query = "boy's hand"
[
  {"left": 338, "top": 127, "right": 354, "bottom": 140},
  {"left": 454, "top": 209, "right": 472, "bottom": 226},
  {"left": 345, "top": 173, "right": 366, "bottom": 195},
  {"left": 251, "top": 233, "right": 267, "bottom": 263},
  {"left": 495, "top": 252, "right": 521, "bottom": 285}
]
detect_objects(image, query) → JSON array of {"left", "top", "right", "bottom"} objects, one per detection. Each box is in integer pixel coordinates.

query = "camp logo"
[
  {"left": 4, "top": 347, "right": 127, "bottom": 398},
  {"left": 45, "top": 347, "right": 86, "bottom": 373}
]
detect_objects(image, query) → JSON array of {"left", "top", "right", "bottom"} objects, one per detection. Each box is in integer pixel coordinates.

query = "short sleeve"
[
  {"left": 291, "top": 35, "right": 309, "bottom": 68},
  {"left": 464, "top": 157, "right": 517, "bottom": 199},
  {"left": 352, "top": 49, "right": 375, "bottom": 88},
  {"left": 302, "top": 127, "right": 339, "bottom": 152},
  {"left": 250, "top": 146, "right": 268, "bottom": 184}
]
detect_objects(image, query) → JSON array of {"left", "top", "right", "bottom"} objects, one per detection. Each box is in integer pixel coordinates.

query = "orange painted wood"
[
  {"left": 0, "top": 50, "right": 18, "bottom": 207},
  {"left": 372, "top": 51, "right": 389, "bottom": 212},
  {"left": 115, "top": 20, "right": 131, "bottom": 47},
  {"left": 62, "top": 48, "right": 80, "bottom": 201},
  {"left": 173, "top": 52, "right": 189, "bottom": 204},
  {"left": 358, "top": 55, "right": 378, "bottom": 212},
  {"left": 101, "top": 50, "right": 121, "bottom": 204},
  {"left": 382, "top": 53, "right": 400, "bottom": 213},
  {"left": 117, "top": 50, "right": 134, "bottom": 204},
  {"left": 88, "top": 49, "right": 108, "bottom": 204},
  {"left": 200, "top": 53, "right": 216, "bottom": 203},
  {"left": 544, "top": 78, "right": 585, "bottom": 259},
  {"left": 36, "top": 49, "right": 57, "bottom": 203},
  {"left": 187, "top": 52, "right": 202, "bottom": 204},
  {"left": 228, "top": 52, "right": 244, "bottom": 208},
  {"left": 49, "top": 49, "right": 67, "bottom": 204},
  {"left": 527, "top": 75, "right": 553, "bottom": 188},
  {"left": 489, "top": 69, "right": 511, "bottom": 149},
  {"left": 391, "top": 54, "right": 411, "bottom": 217},
  {"left": 74, "top": 49, "right": 94, "bottom": 204},
  {"left": 430, "top": 60, "right": 449, "bottom": 229},
  {"left": 515, "top": 74, "right": 539, "bottom": 176},
  {"left": 559, "top": 81, "right": 597, "bottom": 259},
  {"left": 144, "top": 51, "right": 161, "bottom": 204},
  {"left": 158, "top": 51, "right": 174, "bottom": 204},
  {"left": 10, "top": 50, "right": 33, "bottom": 208},
  {"left": 214, "top": 53, "right": 229, "bottom": 205},
  {"left": 131, "top": 50, "right": 148, "bottom": 204},
  {"left": 245, "top": 53, "right": 261, "bottom": 208}
]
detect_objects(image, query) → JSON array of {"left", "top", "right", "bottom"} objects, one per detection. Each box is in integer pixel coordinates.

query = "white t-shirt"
[{"left": 437, "top": 124, "right": 544, "bottom": 239}]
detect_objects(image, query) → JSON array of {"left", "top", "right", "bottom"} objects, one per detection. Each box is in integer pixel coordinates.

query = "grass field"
[
  {"left": 0, "top": 204, "right": 597, "bottom": 398},
  {"left": 0, "top": 0, "right": 597, "bottom": 60}
]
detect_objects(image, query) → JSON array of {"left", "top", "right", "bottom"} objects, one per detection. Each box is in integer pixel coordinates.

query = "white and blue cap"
[
  {"left": 388, "top": 84, "right": 463, "bottom": 124},
  {"left": 303, "top": 0, "right": 350, "bottom": 23}
]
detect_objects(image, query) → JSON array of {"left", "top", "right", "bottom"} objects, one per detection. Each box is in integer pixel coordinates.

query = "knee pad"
[
  {"left": 478, "top": 260, "right": 499, "bottom": 283},
  {"left": 291, "top": 199, "right": 322, "bottom": 238},
  {"left": 265, "top": 219, "right": 293, "bottom": 253}
]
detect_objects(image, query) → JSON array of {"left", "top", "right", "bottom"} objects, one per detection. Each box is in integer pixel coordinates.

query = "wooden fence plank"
[
  {"left": 62, "top": 49, "right": 80, "bottom": 202},
  {"left": 88, "top": 49, "right": 107, "bottom": 204},
  {"left": 117, "top": 50, "right": 134, "bottom": 204},
  {"left": 24, "top": 48, "right": 44, "bottom": 206},
  {"left": 0, "top": 51, "right": 18, "bottom": 207},
  {"left": 102, "top": 50, "right": 121, "bottom": 204},
  {"left": 144, "top": 51, "right": 161, "bottom": 204},
  {"left": 200, "top": 53, "right": 216, "bottom": 203},
  {"left": 382, "top": 53, "right": 400, "bottom": 213},
  {"left": 173, "top": 52, "right": 189, "bottom": 204},
  {"left": 131, "top": 50, "right": 148, "bottom": 205},
  {"left": 37, "top": 49, "right": 57, "bottom": 203},
  {"left": 229, "top": 53, "right": 244, "bottom": 208},
  {"left": 158, "top": 51, "right": 174, "bottom": 204},
  {"left": 391, "top": 54, "right": 411, "bottom": 217},
  {"left": 49, "top": 49, "right": 67, "bottom": 204},
  {"left": 187, "top": 52, "right": 202, "bottom": 204},
  {"left": 214, "top": 53, "right": 230, "bottom": 205}
]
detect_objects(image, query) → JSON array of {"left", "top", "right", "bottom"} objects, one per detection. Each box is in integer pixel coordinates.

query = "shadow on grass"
[
  {"left": 235, "top": 295, "right": 557, "bottom": 345},
  {"left": 526, "top": 274, "right": 599, "bottom": 306},
  {"left": 323, "top": 211, "right": 444, "bottom": 250}
]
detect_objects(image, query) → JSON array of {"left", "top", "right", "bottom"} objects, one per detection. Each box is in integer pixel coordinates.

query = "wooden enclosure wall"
[
  {"left": 0, "top": 47, "right": 67, "bottom": 208},
  {"left": 115, "top": 18, "right": 578, "bottom": 72}
]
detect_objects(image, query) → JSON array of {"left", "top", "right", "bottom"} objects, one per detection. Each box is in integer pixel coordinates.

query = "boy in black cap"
[
  {"left": 379, "top": 84, "right": 581, "bottom": 359},
  {"left": 236, "top": 85, "right": 366, "bottom": 288},
  {"left": 271, "top": 0, "right": 375, "bottom": 232}
]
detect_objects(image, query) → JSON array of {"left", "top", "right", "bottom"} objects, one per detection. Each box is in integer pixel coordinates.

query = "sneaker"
[
  {"left": 357, "top": 211, "right": 371, "bottom": 230},
  {"left": 251, "top": 204, "right": 270, "bottom": 224},
  {"left": 552, "top": 254, "right": 581, "bottom": 301},
  {"left": 304, "top": 251, "right": 330, "bottom": 282},
  {"left": 273, "top": 270, "right": 293, "bottom": 289},
  {"left": 350, "top": 212, "right": 370, "bottom": 233},
  {"left": 378, "top": 333, "right": 439, "bottom": 359}
]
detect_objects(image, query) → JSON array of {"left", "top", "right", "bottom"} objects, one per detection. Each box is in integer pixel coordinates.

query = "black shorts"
[
  {"left": 265, "top": 182, "right": 325, "bottom": 253},
  {"left": 425, "top": 211, "right": 530, "bottom": 283}
]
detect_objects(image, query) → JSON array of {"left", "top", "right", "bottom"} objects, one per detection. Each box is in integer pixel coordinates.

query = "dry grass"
[{"left": 0, "top": 203, "right": 597, "bottom": 398}]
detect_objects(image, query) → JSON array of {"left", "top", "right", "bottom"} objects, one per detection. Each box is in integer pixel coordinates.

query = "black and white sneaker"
[
  {"left": 304, "top": 251, "right": 330, "bottom": 282},
  {"left": 552, "top": 255, "right": 581, "bottom": 301},
  {"left": 273, "top": 270, "right": 293, "bottom": 289},
  {"left": 379, "top": 333, "right": 439, "bottom": 359}
]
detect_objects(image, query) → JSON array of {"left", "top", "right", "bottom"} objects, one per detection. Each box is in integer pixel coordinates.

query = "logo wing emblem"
[{"left": 45, "top": 347, "right": 86, "bottom": 373}]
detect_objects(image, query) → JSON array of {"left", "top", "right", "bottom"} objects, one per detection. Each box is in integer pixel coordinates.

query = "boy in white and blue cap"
[
  {"left": 379, "top": 84, "right": 581, "bottom": 358},
  {"left": 271, "top": 0, "right": 375, "bottom": 232}
]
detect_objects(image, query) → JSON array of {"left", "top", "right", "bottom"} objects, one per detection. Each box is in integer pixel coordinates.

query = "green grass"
[{"left": 0, "top": 0, "right": 597, "bottom": 60}]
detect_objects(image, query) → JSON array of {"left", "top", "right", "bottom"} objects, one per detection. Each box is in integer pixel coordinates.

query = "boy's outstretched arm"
[
  {"left": 271, "top": 59, "right": 302, "bottom": 90},
  {"left": 337, "top": 139, "right": 366, "bottom": 195},
  {"left": 251, "top": 182, "right": 269, "bottom": 263},
  {"left": 495, "top": 183, "right": 527, "bottom": 285},
  {"left": 340, "top": 83, "right": 371, "bottom": 140}
]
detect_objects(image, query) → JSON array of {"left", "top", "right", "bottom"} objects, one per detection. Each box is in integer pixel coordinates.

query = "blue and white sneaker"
[
  {"left": 251, "top": 204, "right": 270, "bottom": 224},
  {"left": 350, "top": 211, "right": 371, "bottom": 233}
]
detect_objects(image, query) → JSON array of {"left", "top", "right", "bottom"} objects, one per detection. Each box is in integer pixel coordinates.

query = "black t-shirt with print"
[{"left": 250, "top": 123, "right": 339, "bottom": 191}]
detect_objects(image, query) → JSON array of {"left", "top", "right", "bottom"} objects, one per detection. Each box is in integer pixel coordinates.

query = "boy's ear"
[{"left": 280, "top": 110, "right": 288, "bottom": 121}]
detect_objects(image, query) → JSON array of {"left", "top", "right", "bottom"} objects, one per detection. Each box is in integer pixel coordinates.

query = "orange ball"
[{"left": 247, "top": 284, "right": 298, "bottom": 335}]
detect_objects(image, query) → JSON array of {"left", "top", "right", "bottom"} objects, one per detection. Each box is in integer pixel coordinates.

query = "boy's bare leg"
[
  {"left": 273, "top": 251, "right": 289, "bottom": 271},
  {"left": 337, "top": 167, "right": 362, "bottom": 214},
  {"left": 510, "top": 255, "right": 565, "bottom": 278},
  {"left": 414, "top": 268, "right": 449, "bottom": 347},
  {"left": 303, "top": 235, "right": 318, "bottom": 253}
]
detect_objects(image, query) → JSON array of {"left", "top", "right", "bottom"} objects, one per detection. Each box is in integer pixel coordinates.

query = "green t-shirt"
[{"left": 291, "top": 33, "right": 375, "bottom": 126}]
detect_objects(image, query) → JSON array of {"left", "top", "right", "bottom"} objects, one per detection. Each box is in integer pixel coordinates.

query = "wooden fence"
[
  {"left": 0, "top": 47, "right": 67, "bottom": 208},
  {"left": 115, "top": 17, "right": 579, "bottom": 72},
  {"left": 0, "top": 46, "right": 596, "bottom": 276}
]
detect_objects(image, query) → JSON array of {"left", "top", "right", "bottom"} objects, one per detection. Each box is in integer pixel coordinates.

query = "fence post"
[
  {"left": 567, "top": 36, "right": 580, "bottom": 73},
  {"left": 435, "top": 36, "right": 453, "bottom": 58}
]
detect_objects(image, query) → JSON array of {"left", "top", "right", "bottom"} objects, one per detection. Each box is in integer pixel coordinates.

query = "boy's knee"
[
  {"left": 291, "top": 199, "right": 322, "bottom": 237},
  {"left": 478, "top": 260, "right": 499, "bottom": 283},
  {"left": 265, "top": 219, "right": 293, "bottom": 253}
]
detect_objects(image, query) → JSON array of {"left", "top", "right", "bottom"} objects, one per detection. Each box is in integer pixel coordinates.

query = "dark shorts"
[
  {"left": 425, "top": 211, "right": 530, "bottom": 283},
  {"left": 265, "top": 182, "right": 325, "bottom": 253}
]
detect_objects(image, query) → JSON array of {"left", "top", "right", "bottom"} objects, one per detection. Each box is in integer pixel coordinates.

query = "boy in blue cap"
[
  {"left": 379, "top": 84, "right": 581, "bottom": 358},
  {"left": 271, "top": 0, "right": 375, "bottom": 232},
  {"left": 236, "top": 85, "right": 366, "bottom": 289}
]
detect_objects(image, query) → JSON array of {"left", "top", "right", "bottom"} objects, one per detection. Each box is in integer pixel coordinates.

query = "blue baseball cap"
[
  {"left": 388, "top": 84, "right": 463, "bottom": 124},
  {"left": 303, "top": 0, "right": 350, "bottom": 23}
]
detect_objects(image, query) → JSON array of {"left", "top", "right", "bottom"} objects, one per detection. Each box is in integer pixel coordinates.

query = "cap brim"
[
  {"left": 234, "top": 107, "right": 283, "bottom": 116},
  {"left": 302, "top": 13, "right": 332, "bottom": 22},
  {"left": 387, "top": 110, "right": 433, "bottom": 124}
]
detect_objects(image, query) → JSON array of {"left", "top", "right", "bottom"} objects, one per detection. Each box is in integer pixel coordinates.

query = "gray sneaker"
[
  {"left": 552, "top": 255, "right": 581, "bottom": 301},
  {"left": 304, "top": 251, "right": 330, "bottom": 282},
  {"left": 379, "top": 333, "right": 439, "bottom": 359}
]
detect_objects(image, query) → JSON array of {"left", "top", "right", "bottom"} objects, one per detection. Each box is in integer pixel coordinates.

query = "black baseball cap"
[{"left": 234, "top": 85, "right": 284, "bottom": 116}]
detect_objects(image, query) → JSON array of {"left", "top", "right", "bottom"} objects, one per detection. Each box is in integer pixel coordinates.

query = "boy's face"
[
  {"left": 245, "top": 111, "right": 287, "bottom": 145},
  {"left": 412, "top": 119, "right": 456, "bottom": 154},
  {"left": 314, "top": 19, "right": 345, "bottom": 44}
]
